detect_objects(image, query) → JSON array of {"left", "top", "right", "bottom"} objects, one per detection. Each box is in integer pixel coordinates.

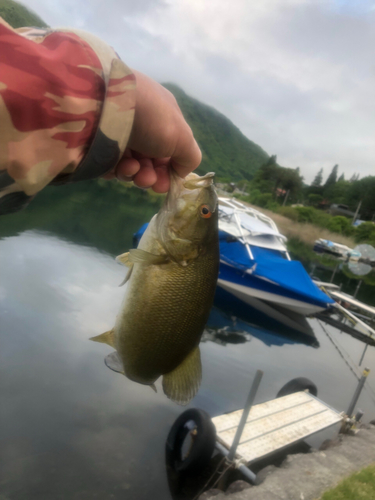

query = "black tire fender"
[
  {"left": 277, "top": 377, "right": 318, "bottom": 398},
  {"left": 166, "top": 408, "right": 216, "bottom": 472}
]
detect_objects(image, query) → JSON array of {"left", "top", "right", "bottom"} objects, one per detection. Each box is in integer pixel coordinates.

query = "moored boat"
[{"left": 216, "top": 198, "right": 334, "bottom": 315}]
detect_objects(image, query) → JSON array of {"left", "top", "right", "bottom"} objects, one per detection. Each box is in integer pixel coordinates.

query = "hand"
[{"left": 104, "top": 70, "right": 202, "bottom": 193}]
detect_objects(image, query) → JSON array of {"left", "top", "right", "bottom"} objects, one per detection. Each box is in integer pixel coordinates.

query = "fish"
[{"left": 90, "top": 170, "right": 219, "bottom": 405}]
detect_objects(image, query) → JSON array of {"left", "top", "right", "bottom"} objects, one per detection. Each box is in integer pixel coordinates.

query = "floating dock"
[{"left": 212, "top": 391, "right": 342, "bottom": 464}]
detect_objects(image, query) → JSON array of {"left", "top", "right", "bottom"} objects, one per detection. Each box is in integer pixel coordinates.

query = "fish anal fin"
[
  {"left": 90, "top": 329, "right": 115, "bottom": 348},
  {"left": 128, "top": 248, "right": 168, "bottom": 265},
  {"left": 104, "top": 351, "right": 125, "bottom": 375},
  {"left": 116, "top": 251, "right": 133, "bottom": 267},
  {"left": 162, "top": 347, "right": 202, "bottom": 406}
]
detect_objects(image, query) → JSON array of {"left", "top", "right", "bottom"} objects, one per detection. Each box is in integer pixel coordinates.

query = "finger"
[
  {"left": 115, "top": 157, "right": 141, "bottom": 180},
  {"left": 133, "top": 158, "right": 158, "bottom": 188},
  {"left": 171, "top": 132, "right": 202, "bottom": 178},
  {"left": 152, "top": 165, "right": 170, "bottom": 193},
  {"left": 153, "top": 157, "right": 171, "bottom": 168}
]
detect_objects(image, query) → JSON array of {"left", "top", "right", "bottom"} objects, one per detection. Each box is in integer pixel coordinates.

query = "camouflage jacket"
[{"left": 0, "top": 18, "right": 136, "bottom": 215}]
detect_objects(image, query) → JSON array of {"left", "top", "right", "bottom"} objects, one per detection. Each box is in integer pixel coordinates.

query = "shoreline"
[{"left": 200, "top": 424, "right": 375, "bottom": 500}]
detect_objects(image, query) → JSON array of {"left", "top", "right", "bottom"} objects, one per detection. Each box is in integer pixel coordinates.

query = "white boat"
[
  {"left": 313, "top": 238, "right": 360, "bottom": 261},
  {"left": 217, "top": 198, "right": 334, "bottom": 316}
]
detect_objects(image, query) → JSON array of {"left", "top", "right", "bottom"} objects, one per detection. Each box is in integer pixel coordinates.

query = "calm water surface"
[{"left": 1, "top": 183, "right": 375, "bottom": 499}]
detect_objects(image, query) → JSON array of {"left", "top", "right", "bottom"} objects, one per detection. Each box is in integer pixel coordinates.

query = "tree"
[
  {"left": 312, "top": 168, "right": 323, "bottom": 187},
  {"left": 338, "top": 173, "right": 345, "bottom": 182},
  {"left": 324, "top": 164, "right": 339, "bottom": 189},
  {"left": 308, "top": 193, "right": 323, "bottom": 207}
]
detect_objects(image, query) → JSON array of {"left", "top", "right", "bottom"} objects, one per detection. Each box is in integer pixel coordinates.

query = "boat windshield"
[{"left": 218, "top": 200, "right": 287, "bottom": 253}]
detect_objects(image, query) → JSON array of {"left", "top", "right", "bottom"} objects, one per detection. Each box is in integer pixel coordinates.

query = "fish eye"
[{"left": 200, "top": 205, "right": 212, "bottom": 218}]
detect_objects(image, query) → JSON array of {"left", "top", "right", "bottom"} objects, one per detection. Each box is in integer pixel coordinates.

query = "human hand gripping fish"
[{"left": 90, "top": 170, "right": 219, "bottom": 405}]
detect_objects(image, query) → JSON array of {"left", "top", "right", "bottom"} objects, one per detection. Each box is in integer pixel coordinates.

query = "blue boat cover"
[{"left": 219, "top": 231, "right": 334, "bottom": 305}]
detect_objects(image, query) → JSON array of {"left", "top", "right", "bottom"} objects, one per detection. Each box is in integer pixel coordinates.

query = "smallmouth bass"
[{"left": 91, "top": 170, "right": 219, "bottom": 405}]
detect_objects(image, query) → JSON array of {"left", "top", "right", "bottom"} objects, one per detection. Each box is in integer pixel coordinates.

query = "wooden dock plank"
[
  {"left": 212, "top": 392, "right": 342, "bottom": 463},
  {"left": 212, "top": 392, "right": 311, "bottom": 433}
]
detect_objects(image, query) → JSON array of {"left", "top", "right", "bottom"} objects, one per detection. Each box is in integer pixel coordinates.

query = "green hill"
[
  {"left": 163, "top": 83, "right": 269, "bottom": 181},
  {"left": 0, "top": 0, "right": 47, "bottom": 28}
]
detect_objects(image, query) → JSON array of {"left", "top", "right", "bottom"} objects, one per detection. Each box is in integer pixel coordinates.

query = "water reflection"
[
  {"left": 1, "top": 183, "right": 375, "bottom": 499},
  {"left": 210, "top": 290, "right": 319, "bottom": 348}
]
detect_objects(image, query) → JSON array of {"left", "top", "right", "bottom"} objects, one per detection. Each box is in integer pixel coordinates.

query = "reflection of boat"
[
  {"left": 217, "top": 198, "right": 334, "bottom": 316},
  {"left": 211, "top": 287, "right": 319, "bottom": 348},
  {"left": 201, "top": 326, "right": 250, "bottom": 346}
]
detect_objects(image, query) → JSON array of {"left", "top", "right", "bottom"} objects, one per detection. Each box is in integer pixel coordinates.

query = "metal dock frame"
[{"left": 213, "top": 370, "right": 344, "bottom": 485}]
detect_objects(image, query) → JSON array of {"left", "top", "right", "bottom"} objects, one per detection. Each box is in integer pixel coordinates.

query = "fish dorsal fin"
[
  {"left": 162, "top": 347, "right": 202, "bottom": 406},
  {"left": 128, "top": 249, "right": 169, "bottom": 265},
  {"left": 90, "top": 329, "right": 115, "bottom": 348},
  {"left": 104, "top": 351, "right": 125, "bottom": 375}
]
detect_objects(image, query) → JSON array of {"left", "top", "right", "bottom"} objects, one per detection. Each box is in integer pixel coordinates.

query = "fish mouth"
[
  {"left": 164, "top": 169, "right": 216, "bottom": 212},
  {"left": 168, "top": 170, "right": 214, "bottom": 198},
  {"left": 183, "top": 172, "right": 215, "bottom": 190}
]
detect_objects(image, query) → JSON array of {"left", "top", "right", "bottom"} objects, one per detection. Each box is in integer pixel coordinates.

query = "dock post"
[
  {"left": 227, "top": 369, "right": 263, "bottom": 462},
  {"left": 346, "top": 368, "right": 370, "bottom": 417},
  {"left": 359, "top": 343, "right": 369, "bottom": 367},
  {"left": 353, "top": 279, "right": 362, "bottom": 299},
  {"left": 330, "top": 265, "right": 338, "bottom": 283}
]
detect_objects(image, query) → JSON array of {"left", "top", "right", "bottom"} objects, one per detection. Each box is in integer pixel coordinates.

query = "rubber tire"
[
  {"left": 166, "top": 408, "right": 216, "bottom": 472},
  {"left": 277, "top": 377, "right": 318, "bottom": 398}
]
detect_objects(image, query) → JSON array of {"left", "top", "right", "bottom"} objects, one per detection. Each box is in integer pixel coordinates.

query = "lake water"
[{"left": 1, "top": 182, "right": 375, "bottom": 500}]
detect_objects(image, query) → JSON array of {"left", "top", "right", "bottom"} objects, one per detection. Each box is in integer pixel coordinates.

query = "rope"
[
  {"left": 318, "top": 319, "right": 375, "bottom": 408},
  {"left": 191, "top": 457, "right": 226, "bottom": 500},
  {"left": 318, "top": 319, "right": 361, "bottom": 382},
  {"left": 191, "top": 455, "right": 236, "bottom": 500}
]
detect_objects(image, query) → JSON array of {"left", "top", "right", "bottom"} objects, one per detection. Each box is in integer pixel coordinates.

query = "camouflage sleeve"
[{"left": 0, "top": 18, "right": 136, "bottom": 215}]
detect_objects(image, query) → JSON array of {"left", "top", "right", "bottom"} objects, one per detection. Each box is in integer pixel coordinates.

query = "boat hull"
[{"left": 218, "top": 261, "right": 330, "bottom": 316}]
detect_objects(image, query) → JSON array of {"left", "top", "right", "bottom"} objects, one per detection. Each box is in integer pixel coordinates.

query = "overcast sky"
[{"left": 23, "top": 0, "right": 375, "bottom": 183}]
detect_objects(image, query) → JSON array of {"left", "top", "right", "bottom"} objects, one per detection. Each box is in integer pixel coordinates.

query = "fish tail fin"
[
  {"left": 90, "top": 329, "right": 115, "bottom": 348},
  {"left": 162, "top": 347, "right": 202, "bottom": 406}
]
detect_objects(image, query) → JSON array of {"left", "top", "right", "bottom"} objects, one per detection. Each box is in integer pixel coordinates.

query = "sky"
[{"left": 23, "top": 0, "right": 375, "bottom": 183}]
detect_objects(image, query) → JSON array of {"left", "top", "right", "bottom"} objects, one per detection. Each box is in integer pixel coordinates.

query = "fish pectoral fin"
[
  {"left": 128, "top": 248, "right": 169, "bottom": 265},
  {"left": 150, "top": 383, "right": 157, "bottom": 393},
  {"left": 116, "top": 252, "right": 132, "bottom": 267},
  {"left": 162, "top": 347, "right": 202, "bottom": 406},
  {"left": 89, "top": 328, "right": 115, "bottom": 348},
  {"left": 119, "top": 265, "right": 133, "bottom": 286},
  {"left": 116, "top": 252, "right": 134, "bottom": 285},
  {"left": 104, "top": 351, "right": 125, "bottom": 375}
]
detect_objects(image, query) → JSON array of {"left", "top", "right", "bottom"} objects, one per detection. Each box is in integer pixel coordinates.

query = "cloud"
[{"left": 21, "top": 0, "right": 375, "bottom": 182}]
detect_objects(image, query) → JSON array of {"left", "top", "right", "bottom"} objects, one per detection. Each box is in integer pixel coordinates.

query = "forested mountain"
[
  {"left": 0, "top": 0, "right": 47, "bottom": 28},
  {"left": 163, "top": 84, "right": 269, "bottom": 180}
]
